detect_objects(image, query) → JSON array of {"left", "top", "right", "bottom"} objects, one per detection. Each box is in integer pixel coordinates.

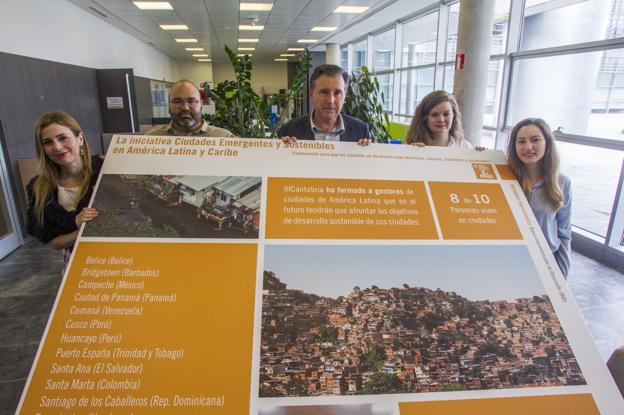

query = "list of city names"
[
  {"left": 21, "top": 242, "right": 258, "bottom": 413},
  {"left": 43, "top": 253, "right": 186, "bottom": 411}
]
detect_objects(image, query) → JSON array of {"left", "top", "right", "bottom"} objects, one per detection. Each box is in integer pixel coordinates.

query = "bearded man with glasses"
[{"left": 146, "top": 79, "right": 235, "bottom": 137}]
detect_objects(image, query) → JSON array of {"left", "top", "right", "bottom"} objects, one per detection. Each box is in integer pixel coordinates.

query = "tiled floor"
[
  {"left": 567, "top": 250, "right": 624, "bottom": 361},
  {"left": 0, "top": 242, "right": 622, "bottom": 414},
  {"left": 0, "top": 241, "right": 63, "bottom": 415}
]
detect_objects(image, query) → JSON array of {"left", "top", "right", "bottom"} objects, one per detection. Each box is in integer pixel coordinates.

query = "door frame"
[{"left": 0, "top": 120, "right": 24, "bottom": 259}]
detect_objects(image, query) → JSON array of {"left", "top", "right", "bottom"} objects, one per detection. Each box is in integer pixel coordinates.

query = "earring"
[{"left": 80, "top": 145, "right": 85, "bottom": 156}]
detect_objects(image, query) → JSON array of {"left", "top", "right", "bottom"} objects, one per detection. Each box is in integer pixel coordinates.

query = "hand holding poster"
[{"left": 17, "top": 137, "right": 624, "bottom": 414}]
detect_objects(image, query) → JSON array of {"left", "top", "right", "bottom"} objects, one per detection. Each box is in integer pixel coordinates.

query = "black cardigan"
[{"left": 26, "top": 156, "right": 103, "bottom": 244}]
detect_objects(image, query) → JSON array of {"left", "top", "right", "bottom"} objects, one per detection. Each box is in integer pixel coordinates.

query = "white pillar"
[
  {"left": 453, "top": 0, "right": 495, "bottom": 146},
  {"left": 326, "top": 43, "right": 341, "bottom": 66}
]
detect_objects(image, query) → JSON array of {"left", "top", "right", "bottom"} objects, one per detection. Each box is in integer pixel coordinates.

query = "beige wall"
[
  {"left": 212, "top": 62, "right": 288, "bottom": 95},
  {"left": 174, "top": 62, "right": 214, "bottom": 89}
]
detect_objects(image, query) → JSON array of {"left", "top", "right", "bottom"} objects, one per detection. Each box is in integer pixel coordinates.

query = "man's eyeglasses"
[{"left": 170, "top": 98, "right": 200, "bottom": 108}]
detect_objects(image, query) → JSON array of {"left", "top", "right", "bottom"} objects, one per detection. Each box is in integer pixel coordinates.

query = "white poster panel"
[{"left": 17, "top": 137, "right": 623, "bottom": 414}]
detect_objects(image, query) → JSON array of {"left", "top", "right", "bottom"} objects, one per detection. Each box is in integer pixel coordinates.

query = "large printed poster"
[{"left": 17, "top": 136, "right": 624, "bottom": 414}]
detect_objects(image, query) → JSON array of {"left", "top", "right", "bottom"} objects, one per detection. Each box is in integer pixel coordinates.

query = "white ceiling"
[{"left": 67, "top": 0, "right": 392, "bottom": 63}]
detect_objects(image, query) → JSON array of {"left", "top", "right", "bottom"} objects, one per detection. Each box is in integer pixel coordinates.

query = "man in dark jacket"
[{"left": 278, "top": 64, "right": 372, "bottom": 144}]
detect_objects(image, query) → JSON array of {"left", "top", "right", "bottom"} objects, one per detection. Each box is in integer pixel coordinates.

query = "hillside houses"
[{"left": 259, "top": 274, "right": 585, "bottom": 397}]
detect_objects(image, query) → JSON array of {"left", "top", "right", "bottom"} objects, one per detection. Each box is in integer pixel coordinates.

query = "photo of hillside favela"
[
  {"left": 83, "top": 174, "right": 261, "bottom": 238},
  {"left": 259, "top": 245, "right": 585, "bottom": 397}
]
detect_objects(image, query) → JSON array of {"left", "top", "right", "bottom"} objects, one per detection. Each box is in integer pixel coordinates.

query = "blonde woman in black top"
[{"left": 27, "top": 111, "right": 102, "bottom": 262}]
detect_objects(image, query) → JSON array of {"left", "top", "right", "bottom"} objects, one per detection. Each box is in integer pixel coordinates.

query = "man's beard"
[{"left": 172, "top": 110, "right": 200, "bottom": 131}]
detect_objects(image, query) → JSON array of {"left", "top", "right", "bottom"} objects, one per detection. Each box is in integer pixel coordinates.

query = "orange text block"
[
  {"left": 19, "top": 242, "right": 257, "bottom": 414},
  {"left": 399, "top": 393, "right": 600, "bottom": 415},
  {"left": 266, "top": 177, "right": 438, "bottom": 239},
  {"left": 429, "top": 181, "right": 522, "bottom": 240}
]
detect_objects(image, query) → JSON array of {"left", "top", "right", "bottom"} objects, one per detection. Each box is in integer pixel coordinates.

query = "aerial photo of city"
[
  {"left": 259, "top": 245, "right": 585, "bottom": 397},
  {"left": 83, "top": 174, "right": 261, "bottom": 238}
]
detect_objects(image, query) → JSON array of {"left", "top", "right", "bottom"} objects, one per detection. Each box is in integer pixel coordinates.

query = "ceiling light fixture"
[
  {"left": 275, "top": 58, "right": 288, "bottom": 61},
  {"left": 311, "top": 26, "right": 337, "bottom": 32},
  {"left": 185, "top": 47, "right": 204, "bottom": 51},
  {"left": 240, "top": 3, "right": 273, "bottom": 11},
  {"left": 175, "top": 38, "right": 198, "bottom": 43},
  {"left": 160, "top": 24, "right": 188, "bottom": 30},
  {"left": 238, "top": 47, "right": 255, "bottom": 51},
  {"left": 280, "top": 53, "right": 295, "bottom": 57},
  {"left": 239, "top": 38, "right": 259, "bottom": 42},
  {"left": 297, "top": 39, "right": 318, "bottom": 43},
  {"left": 287, "top": 48, "right": 305, "bottom": 51},
  {"left": 239, "top": 25, "right": 264, "bottom": 30},
  {"left": 133, "top": 2, "right": 173, "bottom": 10},
  {"left": 192, "top": 54, "right": 209, "bottom": 57},
  {"left": 334, "top": 6, "right": 369, "bottom": 13},
  {"left": 197, "top": 59, "right": 212, "bottom": 62},
  {"left": 238, "top": 53, "right": 252, "bottom": 57}
]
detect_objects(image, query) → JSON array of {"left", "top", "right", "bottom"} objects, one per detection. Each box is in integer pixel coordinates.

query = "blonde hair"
[
  {"left": 32, "top": 111, "right": 92, "bottom": 224},
  {"left": 406, "top": 90, "right": 464, "bottom": 145},
  {"left": 507, "top": 118, "right": 563, "bottom": 211}
]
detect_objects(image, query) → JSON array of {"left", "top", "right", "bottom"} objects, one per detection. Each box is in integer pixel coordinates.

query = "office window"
[
  {"left": 393, "top": 115, "right": 411, "bottom": 124},
  {"left": 341, "top": 47, "right": 348, "bottom": 70},
  {"left": 491, "top": 0, "right": 511, "bottom": 55},
  {"left": 401, "top": 12, "right": 438, "bottom": 67},
  {"left": 446, "top": 0, "right": 511, "bottom": 61},
  {"left": 558, "top": 142, "right": 622, "bottom": 238},
  {"left": 509, "top": 50, "right": 624, "bottom": 140},
  {"left": 443, "top": 63, "right": 454, "bottom": 93},
  {"left": 398, "top": 67, "right": 434, "bottom": 116},
  {"left": 376, "top": 73, "right": 394, "bottom": 111},
  {"left": 373, "top": 29, "right": 395, "bottom": 71},
  {"left": 484, "top": 59, "right": 504, "bottom": 127},
  {"left": 594, "top": 48, "right": 624, "bottom": 112},
  {"left": 508, "top": 49, "right": 624, "bottom": 239},
  {"left": 521, "top": 0, "right": 624, "bottom": 51},
  {"left": 481, "top": 129, "right": 496, "bottom": 149},
  {"left": 352, "top": 39, "right": 368, "bottom": 72}
]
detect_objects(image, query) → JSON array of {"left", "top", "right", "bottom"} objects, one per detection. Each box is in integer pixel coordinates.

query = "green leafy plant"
[
  {"left": 205, "top": 46, "right": 269, "bottom": 138},
  {"left": 343, "top": 66, "right": 391, "bottom": 143},
  {"left": 204, "top": 46, "right": 311, "bottom": 138},
  {"left": 270, "top": 50, "right": 312, "bottom": 136}
]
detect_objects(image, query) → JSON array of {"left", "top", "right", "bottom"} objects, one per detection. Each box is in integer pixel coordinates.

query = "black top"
[
  {"left": 277, "top": 114, "right": 371, "bottom": 142},
  {"left": 26, "top": 156, "right": 104, "bottom": 245}
]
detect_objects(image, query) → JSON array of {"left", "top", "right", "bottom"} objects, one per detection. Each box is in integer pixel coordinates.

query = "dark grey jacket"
[{"left": 277, "top": 114, "right": 371, "bottom": 142}]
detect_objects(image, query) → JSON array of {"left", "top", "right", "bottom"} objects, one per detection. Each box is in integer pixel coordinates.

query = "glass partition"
[{"left": 373, "top": 29, "right": 395, "bottom": 71}]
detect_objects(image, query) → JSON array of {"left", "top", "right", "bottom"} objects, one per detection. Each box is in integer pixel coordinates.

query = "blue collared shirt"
[{"left": 529, "top": 174, "right": 572, "bottom": 277}]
